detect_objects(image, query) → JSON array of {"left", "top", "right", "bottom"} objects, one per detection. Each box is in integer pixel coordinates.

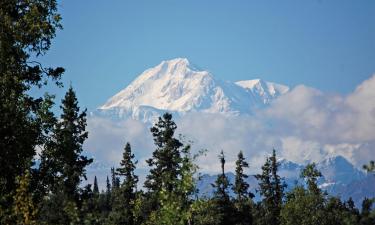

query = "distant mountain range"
[{"left": 196, "top": 156, "right": 374, "bottom": 207}]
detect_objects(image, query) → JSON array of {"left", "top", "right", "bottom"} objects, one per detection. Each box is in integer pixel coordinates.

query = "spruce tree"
[
  {"left": 233, "top": 151, "right": 253, "bottom": 225},
  {"left": 212, "top": 150, "right": 234, "bottom": 225},
  {"left": 93, "top": 176, "right": 99, "bottom": 195},
  {"left": 111, "top": 167, "right": 120, "bottom": 190},
  {"left": 360, "top": 198, "right": 375, "bottom": 225},
  {"left": 280, "top": 186, "right": 326, "bottom": 225},
  {"left": 280, "top": 164, "right": 326, "bottom": 225},
  {"left": 144, "top": 112, "right": 185, "bottom": 215},
  {"left": 53, "top": 86, "right": 93, "bottom": 200},
  {"left": 213, "top": 151, "right": 230, "bottom": 203},
  {"left": 300, "top": 163, "right": 322, "bottom": 195},
  {"left": 106, "top": 175, "right": 111, "bottom": 208},
  {"left": 38, "top": 87, "right": 92, "bottom": 224},
  {"left": 233, "top": 151, "right": 253, "bottom": 201},
  {"left": 255, "top": 149, "right": 285, "bottom": 225},
  {"left": 145, "top": 113, "right": 183, "bottom": 194},
  {"left": 108, "top": 142, "right": 138, "bottom": 225}
]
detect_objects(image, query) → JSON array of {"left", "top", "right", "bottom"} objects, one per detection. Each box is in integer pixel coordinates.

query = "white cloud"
[{"left": 85, "top": 117, "right": 154, "bottom": 164}]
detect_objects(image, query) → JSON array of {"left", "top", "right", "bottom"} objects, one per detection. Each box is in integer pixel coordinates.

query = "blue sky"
[{"left": 37, "top": 0, "right": 375, "bottom": 111}]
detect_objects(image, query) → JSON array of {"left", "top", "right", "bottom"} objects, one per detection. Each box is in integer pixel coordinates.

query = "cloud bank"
[{"left": 85, "top": 75, "right": 375, "bottom": 176}]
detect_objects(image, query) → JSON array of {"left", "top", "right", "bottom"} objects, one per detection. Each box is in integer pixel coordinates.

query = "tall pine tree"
[
  {"left": 51, "top": 86, "right": 92, "bottom": 200},
  {"left": 108, "top": 142, "right": 138, "bottom": 225},
  {"left": 93, "top": 176, "right": 99, "bottom": 195},
  {"left": 280, "top": 163, "right": 326, "bottom": 225},
  {"left": 301, "top": 163, "right": 322, "bottom": 195},
  {"left": 255, "top": 149, "right": 285, "bottom": 225},
  {"left": 38, "top": 87, "right": 92, "bottom": 224},
  {"left": 212, "top": 150, "right": 235, "bottom": 225},
  {"left": 145, "top": 113, "right": 183, "bottom": 194},
  {"left": 233, "top": 151, "right": 253, "bottom": 201},
  {"left": 233, "top": 151, "right": 254, "bottom": 225}
]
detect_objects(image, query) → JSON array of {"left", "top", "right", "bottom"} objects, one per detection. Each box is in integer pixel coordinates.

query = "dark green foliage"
[
  {"left": 0, "top": 1, "right": 64, "bottom": 221},
  {"left": 234, "top": 151, "right": 250, "bottom": 200},
  {"left": 145, "top": 113, "right": 183, "bottom": 194},
  {"left": 143, "top": 112, "right": 185, "bottom": 218},
  {"left": 301, "top": 163, "right": 322, "bottom": 194},
  {"left": 190, "top": 199, "right": 221, "bottom": 225},
  {"left": 325, "top": 197, "right": 360, "bottom": 225},
  {"left": 280, "top": 185, "right": 326, "bottom": 225},
  {"left": 255, "top": 149, "right": 285, "bottom": 225},
  {"left": 58, "top": 87, "right": 93, "bottom": 198},
  {"left": 233, "top": 151, "right": 254, "bottom": 225},
  {"left": 93, "top": 176, "right": 99, "bottom": 195},
  {"left": 280, "top": 164, "right": 325, "bottom": 225},
  {"left": 360, "top": 198, "right": 375, "bottom": 225},
  {"left": 108, "top": 142, "right": 138, "bottom": 225},
  {"left": 280, "top": 164, "right": 363, "bottom": 225},
  {"left": 36, "top": 88, "right": 93, "bottom": 225},
  {"left": 40, "top": 87, "right": 93, "bottom": 200},
  {"left": 213, "top": 151, "right": 231, "bottom": 202},
  {"left": 111, "top": 167, "right": 120, "bottom": 190},
  {"left": 211, "top": 151, "right": 235, "bottom": 225},
  {"left": 105, "top": 175, "right": 112, "bottom": 210}
]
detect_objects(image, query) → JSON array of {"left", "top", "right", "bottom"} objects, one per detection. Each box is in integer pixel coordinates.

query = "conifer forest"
[{"left": 1, "top": 1, "right": 375, "bottom": 225}]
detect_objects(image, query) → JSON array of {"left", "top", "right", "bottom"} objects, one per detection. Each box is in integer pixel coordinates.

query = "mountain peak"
[
  {"left": 161, "top": 57, "right": 190, "bottom": 66},
  {"left": 235, "top": 79, "right": 289, "bottom": 104},
  {"left": 97, "top": 59, "right": 289, "bottom": 122},
  {"left": 318, "top": 155, "right": 365, "bottom": 185}
]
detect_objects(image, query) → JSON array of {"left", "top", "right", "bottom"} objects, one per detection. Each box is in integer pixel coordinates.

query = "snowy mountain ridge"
[{"left": 97, "top": 58, "right": 289, "bottom": 122}]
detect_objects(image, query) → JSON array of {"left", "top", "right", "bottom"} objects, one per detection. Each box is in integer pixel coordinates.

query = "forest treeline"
[{"left": 1, "top": 1, "right": 375, "bottom": 224}]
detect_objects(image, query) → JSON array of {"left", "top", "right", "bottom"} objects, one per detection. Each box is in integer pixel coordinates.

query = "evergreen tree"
[
  {"left": 190, "top": 199, "right": 221, "bottom": 225},
  {"left": 108, "top": 142, "right": 138, "bottom": 225},
  {"left": 325, "top": 196, "right": 361, "bottom": 225},
  {"left": 212, "top": 150, "right": 235, "bottom": 225},
  {"left": 105, "top": 175, "right": 111, "bottom": 210},
  {"left": 280, "top": 164, "right": 328, "bottom": 225},
  {"left": 111, "top": 167, "right": 120, "bottom": 190},
  {"left": 233, "top": 151, "right": 253, "bottom": 225},
  {"left": 93, "top": 176, "right": 99, "bottom": 195},
  {"left": 0, "top": 0, "right": 63, "bottom": 220},
  {"left": 233, "top": 151, "right": 250, "bottom": 201},
  {"left": 360, "top": 198, "right": 375, "bottom": 225},
  {"left": 143, "top": 144, "right": 199, "bottom": 225},
  {"left": 144, "top": 113, "right": 183, "bottom": 194},
  {"left": 143, "top": 112, "right": 185, "bottom": 219},
  {"left": 280, "top": 186, "right": 326, "bottom": 225},
  {"left": 48, "top": 87, "right": 93, "bottom": 200},
  {"left": 38, "top": 87, "right": 92, "bottom": 224},
  {"left": 255, "top": 149, "right": 285, "bottom": 225},
  {"left": 301, "top": 163, "right": 322, "bottom": 195}
]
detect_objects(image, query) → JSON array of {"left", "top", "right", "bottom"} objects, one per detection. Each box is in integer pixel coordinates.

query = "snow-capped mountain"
[
  {"left": 97, "top": 58, "right": 289, "bottom": 122},
  {"left": 236, "top": 79, "right": 289, "bottom": 105},
  {"left": 318, "top": 155, "right": 365, "bottom": 186}
]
